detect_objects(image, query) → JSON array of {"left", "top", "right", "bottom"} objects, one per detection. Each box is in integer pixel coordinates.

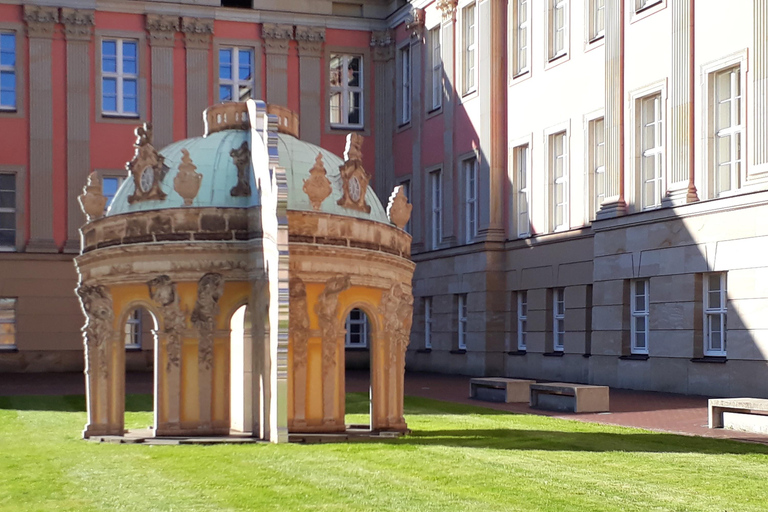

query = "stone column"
[
  {"left": 295, "top": 26, "right": 325, "bottom": 145},
  {"left": 754, "top": 1, "right": 768, "bottom": 169},
  {"left": 146, "top": 15, "right": 179, "bottom": 150},
  {"left": 24, "top": 6, "right": 59, "bottom": 253},
  {"left": 62, "top": 9, "right": 94, "bottom": 253},
  {"left": 664, "top": 0, "right": 698, "bottom": 206},
  {"left": 407, "top": 10, "right": 425, "bottom": 252},
  {"left": 371, "top": 30, "right": 395, "bottom": 203},
  {"left": 182, "top": 18, "right": 213, "bottom": 138},
  {"left": 596, "top": 0, "right": 627, "bottom": 219},
  {"left": 262, "top": 23, "right": 293, "bottom": 108},
  {"left": 437, "top": 0, "right": 457, "bottom": 243}
]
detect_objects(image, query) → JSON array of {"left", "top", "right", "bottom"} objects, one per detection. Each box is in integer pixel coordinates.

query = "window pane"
[
  {"left": 123, "top": 55, "right": 137, "bottom": 75},
  {"left": 0, "top": 229, "right": 14, "bottom": 246},
  {"left": 103, "top": 77, "right": 116, "bottom": 96},
  {"left": 635, "top": 332, "right": 646, "bottom": 349},
  {"left": 329, "top": 56, "right": 342, "bottom": 87},
  {"left": 123, "top": 79, "right": 136, "bottom": 97},
  {"left": 123, "top": 97, "right": 137, "bottom": 115},
  {"left": 0, "top": 211, "right": 14, "bottom": 229},
  {"left": 0, "top": 174, "right": 13, "bottom": 190},
  {"left": 348, "top": 92, "right": 361, "bottom": 125},
  {"left": 238, "top": 50, "right": 253, "bottom": 80},
  {"left": 0, "top": 71, "right": 14, "bottom": 90},
  {"left": 348, "top": 57, "right": 361, "bottom": 87},
  {"left": 0, "top": 48, "right": 14, "bottom": 67},
  {"left": 122, "top": 41, "right": 137, "bottom": 60},
  {"left": 220, "top": 85, "right": 232, "bottom": 102},
  {"left": 0, "top": 191, "right": 15, "bottom": 209},
  {"left": 102, "top": 40, "right": 117, "bottom": 58}
]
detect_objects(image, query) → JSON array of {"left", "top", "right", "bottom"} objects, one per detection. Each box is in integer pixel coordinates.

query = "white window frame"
[
  {"left": 424, "top": 297, "right": 433, "bottom": 349},
  {"left": 124, "top": 309, "right": 142, "bottom": 350},
  {"left": 398, "top": 44, "right": 412, "bottom": 125},
  {"left": 713, "top": 66, "right": 743, "bottom": 197},
  {"left": 511, "top": 0, "right": 531, "bottom": 78},
  {"left": 639, "top": 93, "right": 664, "bottom": 209},
  {"left": 463, "top": 157, "right": 478, "bottom": 243},
  {"left": 218, "top": 46, "right": 255, "bottom": 103},
  {"left": 630, "top": 82, "right": 666, "bottom": 212},
  {"left": 428, "top": 26, "right": 442, "bottom": 112},
  {"left": 630, "top": 279, "right": 649, "bottom": 355},
  {"left": 458, "top": 294, "right": 468, "bottom": 350},
  {"left": 548, "top": 130, "right": 569, "bottom": 232},
  {"left": 345, "top": 308, "right": 369, "bottom": 348},
  {"left": 588, "top": 0, "right": 605, "bottom": 43},
  {"left": 0, "top": 31, "right": 16, "bottom": 111},
  {"left": 553, "top": 288, "right": 565, "bottom": 351},
  {"left": 548, "top": 0, "right": 569, "bottom": 62},
  {"left": 0, "top": 172, "right": 16, "bottom": 249},
  {"left": 329, "top": 53, "right": 364, "bottom": 129},
  {"left": 517, "top": 291, "right": 527, "bottom": 351},
  {"left": 460, "top": 2, "right": 477, "bottom": 95},
  {"left": 101, "top": 38, "right": 139, "bottom": 117},
  {"left": 587, "top": 115, "right": 606, "bottom": 220},
  {"left": 703, "top": 273, "right": 727, "bottom": 357},
  {"left": 0, "top": 297, "right": 16, "bottom": 350},
  {"left": 430, "top": 168, "right": 442, "bottom": 249},
  {"left": 511, "top": 141, "right": 532, "bottom": 238}
]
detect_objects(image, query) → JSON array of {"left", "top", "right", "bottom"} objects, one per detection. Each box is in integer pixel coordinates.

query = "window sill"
[
  {"left": 0, "top": 107, "right": 18, "bottom": 113},
  {"left": 125, "top": 346, "right": 143, "bottom": 352},
  {"left": 691, "top": 356, "right": 727, "bottom": 364},
  {"left": 102, "top": 113, "right": 141, "bottom": 119},
  {"left": 425, "top": 106, "right": 443, "bottom": 120},
  {"left": 547, "top": 53, "right": 568, "bottom": 64},
  {"left": 396, "top": 120, "right": 412, "bottom": 133},
  {"left": 0, "top": 346, "right": 18, "bottom": 352},
  {"left": 330, "top": 125, "right": 365, "bottom": 132},
  {"left": 345, "top": 346, "right": 369, "bottom": 352},
  {"left": 416, "top": 348, "right": 432, "bottom": 354},
  {"left": 507, "top": 350, "right": 526, "bottom": 356},
  {"left": 543, "top": 351, "right": 564, "bottom": 357},
  {"left": 449, "top": 349, "right": 467, "bottom": 355},
  {"left": 635, "top": 0, "right": 663, "bottom": 15},
  {"left": 619, "top": 354, "right": 650, "bottom": 361}
]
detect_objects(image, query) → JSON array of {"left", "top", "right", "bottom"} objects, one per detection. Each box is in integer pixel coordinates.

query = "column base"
[
  {"left": 25, "top": 238, "right": 59, "bottom": 253},
  {"left": 662, "top": 184, "right": 699, "bottom": 207},
  {"left": 479, "top": 226, "right": 506, "bottom": 243},
  {"left": 82, "top": 423, "right": 124, "bottom": 439},
  {"left": 595, "top": 199, "right": 628, "bottom": 220},
  {"left": 63, "top": 238, "right": 81, "bottom": 254}
]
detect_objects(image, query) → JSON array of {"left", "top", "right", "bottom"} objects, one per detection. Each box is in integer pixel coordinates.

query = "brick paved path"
[{"left": 2, "top": 370, "right": 767, "bottom": 444}]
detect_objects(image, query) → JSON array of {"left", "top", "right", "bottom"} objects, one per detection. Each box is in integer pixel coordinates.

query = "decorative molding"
[
  {"left": 78, "top": 172, "right": 107, "bottom": 223},
  {"left": 386, "top": 185, "right": 412, "bottom": 230},
  {"left": 191, "top": 273, "right": 224, "bottom": 371},
  {"left": 174, "top": 149, "right": 202, "bottom": 206},
  {"left": 406, "top": 8, "right": 425, "bottom": 39},
  {"left": 337, "top": 134, "right": 372, "bottom": 213},
  {"left": 76, "top": 284, "right": 114, "bottom": 378},
  {"left": 61, "top": 8, "right": 94, "bottom": 41},
  {"left": 262, "top": 23, "right": 294, "bottom": 54},
  {"left": 436, "top": 0, "right": 458, "bottom": 22},
  {"left": 23, "top": 5, "right": 58, "bottom": 39},
  {"left": 126, "top": 123, "right": 169, "bottom": 204},
  {"left": 755, "top": 0, "right": 768, "bottom": 166},
  {"left": 370, "top": 29, "right": 394, "bottom": 61},
  {"left": 289, "top": 277, "right": 310, "bottom": 371},
  {"left": 295, "top": 26, "right": 325, "bottom": 57},
  {"left": 147, "top": 275, "right": 187, "bottom": 371},
  {"left": 302, "top": 153, "right": 332, "bottom": 210},
  {"left": 181, "top": 17, "right": 214, "bottom": 49},
  {"left": 379, "top": 282, "right": 413, "bottom": 368},
  {"left": 229, "top": 141, "right": 252, "bottom": 197},
  {"left": 146, "top": 14, "right": 180, "bottom": 47},
  {"left": 314, "top": 275, "right": 351, "bottom": 380}
]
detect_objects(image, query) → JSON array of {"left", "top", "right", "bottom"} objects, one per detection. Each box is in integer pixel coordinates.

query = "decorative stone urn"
[
  {"left": 78, "top": 172, "right": 107, "bottom": 221},
  {"left": 173, "top": 149, "right": 202, "bottom": 206},
  {"left": 386, "top": 185, "right": 413, "bottom": 230}
]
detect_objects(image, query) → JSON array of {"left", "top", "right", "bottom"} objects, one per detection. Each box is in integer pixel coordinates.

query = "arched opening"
[
  {"left": 122, "top": 305, "right": 157, "bottom": 434},
  {"left": 344, "top": 307, "right": 372, "bottom": 431},
  {"left": 229, "top": 304, "right": 251, "bottom": 434}
]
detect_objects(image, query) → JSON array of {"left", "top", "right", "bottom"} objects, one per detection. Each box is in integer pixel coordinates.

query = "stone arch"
[{"left": 116, "top": 299, "right": 161, "bottom": 334}]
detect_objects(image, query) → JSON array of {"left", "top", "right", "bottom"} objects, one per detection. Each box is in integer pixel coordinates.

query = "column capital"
[
  {"left": 295, "top": 26, "right": 325, "bottom": 57},
  {"left": 406, "top": 8, "right": 425, "bottom": 40},
  {"left": 436, "top": 0, "right": 458, "bottom": 23},
  {"left": 181, "top": 17, "right": 213, "bottom": 50},
  {"left": 370, "top": 29, "right": 394, "bottom": 62},
  {"left": 23, "top": 5, "right": 59, "bottom": 39},
  {"left": 61, "top": 8, "right": 94, "bottom": 42},
  {"left": 262, "top": 23, "right": 294, "bottom": 55},
  {"left": 146, "top": 14, "right": 180, "bottom": 48}
]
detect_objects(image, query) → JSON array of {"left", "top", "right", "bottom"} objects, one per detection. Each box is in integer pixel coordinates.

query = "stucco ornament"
[
  {"left": 229, "top": 141, "right": 252, "bottom": 197},
  {"left": 191, "top": 273, "right": 224, "bottom": 371},
  {"left": 147, "top": 275, "right": 186, "bottom": 371},
  {"left": 379, "top": 282, "right": 414, "bottom": 368},
  {"left": 386, "top": 185, "right": 413, "bottom": 230},
  {"left": 337, "top": 134, "right": 372, "bottom": 213},
  {"left": 302, "top": 153, "right": 332, "bottom": 210},
  {"left": 314, "top": 275, "right": 351, "bottom": 374},
  {"left": 127, "top": 123, "right": 169, "bottom": 204},
  {"left": 76, "top": 284, "right": 114, "bottom": 378},
  {"left": 173, "top": 149, "right": 202, "bottom": 206},
  {"left": 289, "top": 277, "right": 310, "bottom": 370},
  {"left": 78, "top": 172, "right": 108, "bottom": 222}
]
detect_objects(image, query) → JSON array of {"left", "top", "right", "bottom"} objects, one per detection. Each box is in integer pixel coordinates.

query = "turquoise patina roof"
[{"left": 107, "top": 129, "right": 390, "bottom": 225}]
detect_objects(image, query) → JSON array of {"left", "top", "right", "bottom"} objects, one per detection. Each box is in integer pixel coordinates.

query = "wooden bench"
[
  {"left": 469, "top": 377, "right": 535, "bottom": 403},
  {"left": 708, "top": 398, "right": 768, "bottom": 434},
  {"left": 529, "top": 382, "right": 610, "bottom": 413}
]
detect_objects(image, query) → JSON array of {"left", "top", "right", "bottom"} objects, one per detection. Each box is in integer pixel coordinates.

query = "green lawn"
[{"left": 1, "top": 394, "right": 767, "bottom": 512}]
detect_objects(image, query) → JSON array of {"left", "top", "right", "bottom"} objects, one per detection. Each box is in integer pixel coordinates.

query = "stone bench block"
[
  {"left": 469, "top": 377, "right": 536, "bottom": 403},
  {"left": 530, "top": 382, "right": 610, "bottom": 413},
  {"left": 708, "top": 398, "right": 768, "bottom": 430}
]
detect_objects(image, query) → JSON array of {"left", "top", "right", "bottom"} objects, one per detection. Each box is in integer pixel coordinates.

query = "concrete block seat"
[
  {"left": 469, "top": 377, "right": 535, "bottom": 403},
  {"left": 529, "top": 382, "right": 610, "bottom": 413},
  {"left": 709, "top": 398, "right": 768, "bottom": 435}
]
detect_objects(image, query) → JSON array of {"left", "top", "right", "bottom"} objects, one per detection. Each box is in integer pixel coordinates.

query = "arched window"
[{"left": 345, "top": 309, "right": 369, "bottom": 348}]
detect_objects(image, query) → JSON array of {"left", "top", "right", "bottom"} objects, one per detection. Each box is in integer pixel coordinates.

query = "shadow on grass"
[{"left": 0, "top": 394, "right": 153, "bottom": 413}]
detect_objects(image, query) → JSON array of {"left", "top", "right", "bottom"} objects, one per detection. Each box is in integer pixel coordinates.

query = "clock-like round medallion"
[
  {"left": 139, "top": 166, "right": 155, "bottom": 193},
  {"left": 349, "top": 175, "right": 362, "bottom": 202}
]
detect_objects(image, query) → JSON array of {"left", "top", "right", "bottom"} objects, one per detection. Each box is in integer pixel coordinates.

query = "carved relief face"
[
  {"left": 139, "top": 166, "right": 155, "bottom": 193},
  {"left": 349, "top": 175, "right": 362, "bottom": 202}
]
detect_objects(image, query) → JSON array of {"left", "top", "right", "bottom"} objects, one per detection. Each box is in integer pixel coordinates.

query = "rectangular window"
[
  {"left": 0, "top": 32, "right": 16, "bottom": 110},
  {"left": 0, "top": 173, "right": 15, "bottom": 248},
  {"left": 512, "top": 0, "right": 530, "bottom": 76},
  {"left": 549, "top": 0, "right": 568, "bottom": 60},
  {"left": 589, "top": 0, "right": 605, "bottom": 41},
  {"left": 640, "top": 93, "right": 664, "bottom": 209},
  {"left": 430, "top": 169, "right": 442, "bottom": 249},
  {"left": 101, "top": 39, "right": 139, "bottom": 117},
  {"left": 636, "top": 0, "right": 662, "bottom": 12},
  {"left": 704, "top": 273, "right": 727, "bottom": 357},
  {"left": 553, "top": 288, "right": 565, "bottom": 351},
  {"left": 102, "top": 176, "right": 124, "bottom": 214},
  {"left": 429, "top": 27, "right": 442, "bottom": 111},
  {"left": 399, "top": 45, "right": 411, "bottom": 124},
  {"left": 464, "top": 158, "right": 478, "bottom": 243},
  {"left": 0, "top": 298, "right": 16, "bottom": 350},
  {"left": 714, "top": 66, "right": 742, "bottom": 197},
  {"left": 551, "top": 131, "right": 569, "bottom": 231},
  {"left": 424, "top": 297, "right": 432, "bottom": 349},
  {"left": 590, "top": 117, "right": 605, "bottom": 218},
  {"left": 462, "top": 2, "right": 477, "bottom": 94},
  {"left": 329, "top": 54, "right": 363, "bottom": 128},
  {"left": 517, "top": 291, "right": 528, "bottom": 351},
  {"left": 219, "top": 47, "right": 254, "bottom": 102},
  {"left": 630, "top": 279, "right": 649, "bottom": 354},
  {"left": 458, "top": 294, "right": 468, "bottom": 350},
  {"left": 515, "top": 144, "right": 531, "bottom": 237},
  {"left": 345, "top": 309, "right": 369, "bottom": 348},
  {"left": 124, "top": 309, "right": 142, "bottom": 349}
]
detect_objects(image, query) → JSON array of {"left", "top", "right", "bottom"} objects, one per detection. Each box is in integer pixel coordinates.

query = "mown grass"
[{"left": 1, "top": 393, "right": 767, "bottom": 511}]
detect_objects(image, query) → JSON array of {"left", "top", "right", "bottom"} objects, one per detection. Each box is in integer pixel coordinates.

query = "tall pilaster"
[
  {"left": 754, "top": 1, "right": 768, "bottom": 169},
  {"left": 295, "top": 26, "right": 325, "bottom": 145},
  {"left": 62, "top": 8, "right": 94, "bottom": 253},
  {"left": 437, "top": 0, "right": 457, "bottom": 243},
  {"left": 262, "top": 23, "right": 293, "bottom": 108},
  {"left": 407, "top": 10, "right": 425, "bottom": 252},
  {"left": 664, "top": 0, "right": 698, "bottom": 206},
  {"left": 597, "top": 0, "right": 627, "bottom": 219},
  {"left": 24, "top": 5, "right": 59, "bottom": 253},
  {"left": 371, "top": 30, "right": 395, "bottom": 203},
  {"left": 146, "top": 15, "right": 179, "bottom": 149},
  {"left": 182, "top": 17, "right": 213, "bottom": 137}
]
